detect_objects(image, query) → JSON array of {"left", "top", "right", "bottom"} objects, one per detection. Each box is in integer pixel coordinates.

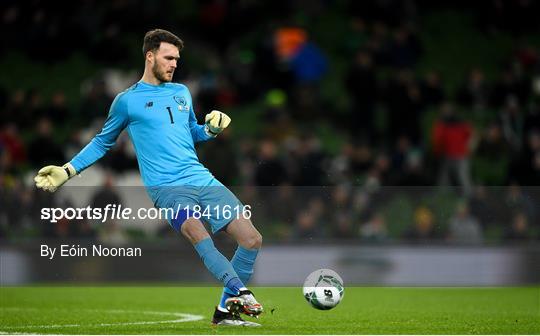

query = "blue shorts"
[{"left": 150, "top": 179, "right": 243, "bottom": 234}]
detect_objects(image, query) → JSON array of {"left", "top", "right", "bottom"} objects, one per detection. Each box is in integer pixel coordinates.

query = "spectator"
[
  {"left": 289, "top": 40, "right": 328, "bottom": 84},
  {"left": 491, "top": 66, "right": 530, "bottom": 108},
  {"left": 447, "top": 202, "right": 483, "bottom": 244},
  {"left": 98, "top": 219, "right": 129, "bottom": 246},
  {"left": 523, "top": 102, "right": 540, "bottom": 138},
  {"left": 3, "top": 89, "right": 27, "bottom": 127},
  {"left": 476, "top": 122, "right": 510, "bottom": 159},
  {"left": 293, "top": 211, "right": 321, "bottom": 240},
  {"left": 331, "top": 213, "right": 356, "bottom": 239},
  {"left": 390, "top": 136, "right": 411, "bottom": 171},
  {"left": 27, "top": 89, "right": 46, "bottom": 121},
  {"left": 360, "top": 212, "right": 388, "bottom": 242},
  {"left": 385, "top": 69, "right": 423, "bottom": 144},
  {"left": 402, "top": 206, "right": 440, "bottom": 242},
  {"left": 395, "top": 151, "right": 433, "bottom": 186},
  {"left": 289, "top": 134, "right": 326, "bottom": 185},
  {"left": 468, "top": 186, "right": 505, "bottom": 228},
  {"left": 75, "top": 219, "right": 96, "bottom": 239},
  {"left": 508, "top": 130, "right": 540, "bottom": 185},
  {"left": 432, "top": 102, "right": 473, "bottom": 196},
  {"left": 0, "top": 181, "right": 34, "bottom": 236},
  {"left": 363, "top": 153, "right": 391, "bottom": 191},
  {"left": 504, "top": 183, "right": 536, "bottom": 224},
  {"left": 101, "top": 132, "right": 137, "bottom": 173},
  {"left": 504, "top": 212, "right": 533, "bottom": 241},
  {"left": 268, "top": 183, "right": 298, "bottom": 225},
  {"left": 328, "top": 185, "right": 356, "bottom": 239},
  {"left": 293, "top": 198, "right": 325, "bottom": 240},
  {"left": 366, "top": 22, "right": 391, "bottom": 66},
  {"left": 457, "top": 68, "right": 490, "bottom": 111},
  {"left": 343, "top": 17, "right": 369, "bottom": 57},
  {"left": 254, "top": 139, "right": 288, "bottom": 186},
  {"left": 79, "top": 79, "right": 113, "bottom": 123},
  {"left": 529, "top": 152, "right": 540, "bottom": 186},
  {"left": 261, "top": 89, "right": 296, "bottom": 142},
  {"left": 27, "top": 118, "right": 65, "bottom": 169},
  {"left": 45, "top": 90, "right": 70, "bottom": 123},
  {"left": 499, "top": 96, "right": 524, "bottom": 151},
  {"left": 91, "top": 174, "right": 128, "bottom": 246},
  {"left": 49, "top": 198, "right": 81, "bottom": 238},
  {"left": 345, "top": 50, "right": 378, "bottom": 139},
  {"left": 32, "top": 185, "right": 59, "bottom": 238},
  {"left": 475, "top": 122, "right": 510, "bottom": 185},
  {"left": 90, "top": 173, "right": 122, "bottom": 212},
  {"left": 0, "top": 123, "right": 26, "bottom": 167},
  {"left": 388, "top": 25, "right": 423, "bottom": 68},
  {"left": 350, "top": 142, "right": 374, "bottom": 176},
  {"left": 421, "top": 70, "right": 445, "bottom": 106},
  {"left": 64, "top": 128, "right": 85, "bottom": 161},
  {"left": 327, "top": 142, "right": 355, "bottom": 184}
]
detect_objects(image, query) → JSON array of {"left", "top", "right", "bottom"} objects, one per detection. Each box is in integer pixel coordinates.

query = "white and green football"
[{"left": 302, "top": 269, "right": 344, "bottom": 310}]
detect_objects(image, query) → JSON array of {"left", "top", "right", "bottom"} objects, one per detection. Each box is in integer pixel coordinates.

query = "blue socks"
[
  {"left": 194, "top": 238, "right": 245, "bottom": 293},
  {"left": 192, "top": 238, "right": 259, "bottom": 311},
  {"left": 219, "top": 246, "right": 259, "bottom": 309},
  {"left": 231, "top": 246, "right": 259, "bottom": 284}
]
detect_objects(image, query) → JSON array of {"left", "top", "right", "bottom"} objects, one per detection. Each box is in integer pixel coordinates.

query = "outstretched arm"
[{"left": 34, "top": 93, "right": 129, "bottom": 192}]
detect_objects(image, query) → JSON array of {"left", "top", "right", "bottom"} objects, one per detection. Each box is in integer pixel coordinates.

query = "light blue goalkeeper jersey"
[{"left": 70, "top": 81, "right": 214, "bottom": 188}]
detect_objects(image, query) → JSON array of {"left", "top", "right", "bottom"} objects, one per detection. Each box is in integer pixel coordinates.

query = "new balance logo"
[
  {"left": 219, "top": 273, "right": 229, "bottom": 282},
  {"left": 145, "top": 101, "right": 153, "bottom": 108}
]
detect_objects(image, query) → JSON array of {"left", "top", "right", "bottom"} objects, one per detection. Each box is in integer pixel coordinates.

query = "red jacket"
[
  {"left": 0, "top": 131, "right": 26, "bottom": 164},
  {"left": 432, "top": 119, "right": 472, "bottom": 159}
]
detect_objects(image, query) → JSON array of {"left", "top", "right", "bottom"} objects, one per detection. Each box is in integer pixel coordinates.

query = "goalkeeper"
[{"left": 34, "top": 29, "right": 263, "bottom": 327}]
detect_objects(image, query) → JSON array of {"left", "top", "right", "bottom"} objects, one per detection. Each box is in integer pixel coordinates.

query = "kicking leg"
[
  {"left": 180, "top": 218, "right": 246, "bottom": 296},
  {"left": 181, "top": 218, "right": 261, "bottom": 326}
]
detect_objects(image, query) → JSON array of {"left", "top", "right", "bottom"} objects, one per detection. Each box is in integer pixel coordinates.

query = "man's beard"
[{"left": 152, "top": 63, "right": 172, "bottom": 83}]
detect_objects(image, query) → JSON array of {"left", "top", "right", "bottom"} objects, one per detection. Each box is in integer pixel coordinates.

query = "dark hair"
[{"left": 142, "top": 29, "right": 184, "bottom": 56}]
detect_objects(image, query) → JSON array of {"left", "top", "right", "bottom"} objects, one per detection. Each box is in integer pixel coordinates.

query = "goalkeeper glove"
[
  {"left": 205, "top": 110, "right": 231, "bottom": 137},
  {"left": 34, "top": 163, "right": 77, "bottom": 192}
]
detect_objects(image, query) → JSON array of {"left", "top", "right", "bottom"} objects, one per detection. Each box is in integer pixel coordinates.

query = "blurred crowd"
[{"left": 1, "top": 0, "right": 539, "bottom": 242}]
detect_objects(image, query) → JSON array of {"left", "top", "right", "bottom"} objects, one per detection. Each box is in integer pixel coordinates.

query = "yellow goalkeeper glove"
[
  {"left": 34, "top": 163, "right": 77, "bottom": 192},
  {"left": 205, "top": 110, "right": 231, "bottom": 136}
]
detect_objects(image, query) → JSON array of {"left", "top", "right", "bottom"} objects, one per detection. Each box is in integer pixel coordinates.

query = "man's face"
[{"left": 150, "top": 42, "right": 179, "bottom": 83}]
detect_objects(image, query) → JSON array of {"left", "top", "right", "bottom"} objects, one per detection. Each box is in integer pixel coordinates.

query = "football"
[{"left": 302, "top": 269, "right": 344, "bottom": 310}]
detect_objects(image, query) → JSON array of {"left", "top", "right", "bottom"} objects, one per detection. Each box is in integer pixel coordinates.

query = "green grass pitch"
[{"left": 0, "top": 286, "right": 538, "bottom": 334}]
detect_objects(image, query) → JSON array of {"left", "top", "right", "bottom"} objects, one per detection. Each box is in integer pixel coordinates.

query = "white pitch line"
[{"left": 0, "top": 307, "right": 204, "bottom": 330}]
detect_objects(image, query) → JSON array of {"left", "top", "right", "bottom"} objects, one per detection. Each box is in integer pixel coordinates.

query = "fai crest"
[
  {"left": 174, "top": 96, "right": 186, "bottom": 106},
  {"left": 174, "top": 96, "right": 189, "bottom": 111}
]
